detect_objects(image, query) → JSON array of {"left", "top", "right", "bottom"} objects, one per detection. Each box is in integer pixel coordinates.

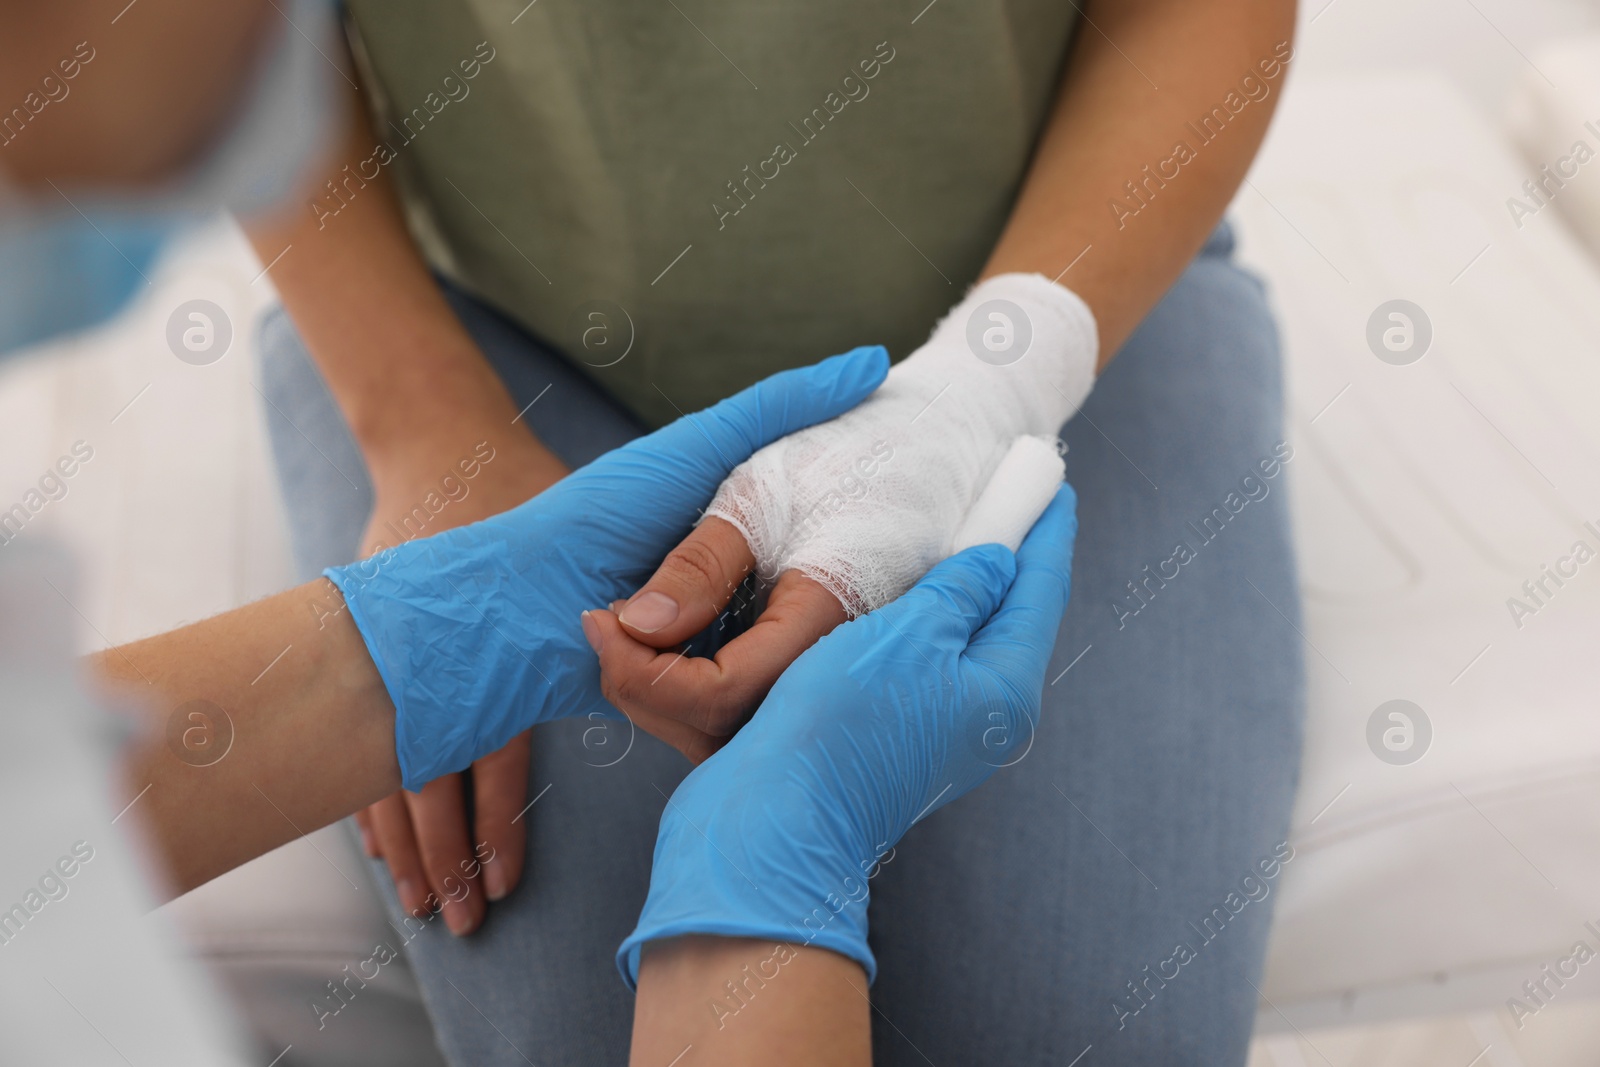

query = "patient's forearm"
[
  {"left": 89, "top": 580, "right": 400, "bottom": 896},
  {"left": 631, "top": 936, "right": 870, "bottom": 1067},
  {"left": 982, "top": 0, "right": 1295, "bottom": 364},
  {"left": 243, "top": 76, "right": 553, "bottom": 474}
]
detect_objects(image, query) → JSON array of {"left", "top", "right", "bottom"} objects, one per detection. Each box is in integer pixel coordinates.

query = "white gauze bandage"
[{"left": 705, "top": 273, "right": 1097, "bottom": 615}]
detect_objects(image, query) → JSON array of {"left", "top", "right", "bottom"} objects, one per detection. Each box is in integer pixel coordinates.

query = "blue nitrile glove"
[
  {"left": 615, "top": 484, "right": 1077, "bottom": 987},
  {"left": 326, "top": 347, "right": 891, "bottom": 790}
]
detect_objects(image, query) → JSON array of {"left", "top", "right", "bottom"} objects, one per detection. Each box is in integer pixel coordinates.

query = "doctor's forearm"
[
  {"left": 981, "top": 0, "right": 1295, "bottom": 365},
  {"left": 89, "top": 580, "right": 400, "bottom": 896}
]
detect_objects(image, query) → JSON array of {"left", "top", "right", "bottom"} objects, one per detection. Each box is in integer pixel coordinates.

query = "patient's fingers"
[
  {"left": 404, "top": 775, "right": 486, "bottom": 937},
  {"left": 592, "top": 568, "right": 847, "bottom": 745},
  {"left": 469, "top": 729, "right": 533, "bottom": 902},
  {"left": 620, "top": 700, "right": 728, "bottom": 766},
  {"left": 354, "top": 807, "right": 380, "bottom": 858},
  {"left": 368, "top": 793, "right": 430, "bottom": 918},
  {"left": 617, "top": 517, "right": 755, "bottom": 647}
]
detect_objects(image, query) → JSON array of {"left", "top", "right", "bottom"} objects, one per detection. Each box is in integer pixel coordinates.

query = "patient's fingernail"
[
  {"left": 619, "top": 591, "right": 678, "bottom": 634},
  {"left": 581, "top": 611, "right": 603, "bottom": 653},
  {"left": 443, "top": 900, "right": 475, "bottom": 936},
  {"left": 482, "top": 858, "right": 509, "bottom": 901},
  {"left": 396, "top": 877, "right": 425, "bottom": 917}
]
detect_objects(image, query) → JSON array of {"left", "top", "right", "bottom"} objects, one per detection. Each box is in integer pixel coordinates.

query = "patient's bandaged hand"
[
  {"left": 584, "top": 274, "right": 1098, "bottom": 763},
  {"left": 706, "top": 273, "right": 1098, "bottom": 616}
]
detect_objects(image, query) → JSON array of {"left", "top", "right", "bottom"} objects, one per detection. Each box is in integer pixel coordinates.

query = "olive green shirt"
[{"left": 344, "top": 0, "right": 1079, "bottom": 427}]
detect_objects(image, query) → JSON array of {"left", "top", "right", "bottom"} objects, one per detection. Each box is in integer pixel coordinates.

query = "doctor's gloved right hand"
[
  {"left": 611, "top": 485, "right": 1078, "bottom": 987},
  {"left": 322, "top": 347, "right": 891, "bottom": 792}
]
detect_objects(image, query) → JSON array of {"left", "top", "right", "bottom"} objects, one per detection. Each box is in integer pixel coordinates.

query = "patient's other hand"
[
  {"left": 356, "top": 427, "right": 564, "bottom": 933},
  {"left": 583, "top": 516, "right": 846, "bottom": 763}
]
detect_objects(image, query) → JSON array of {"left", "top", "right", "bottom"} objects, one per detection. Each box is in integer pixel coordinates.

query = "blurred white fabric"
[
  {"left": 0, "top": 545, "right": 251, "bottom": 1066},
  {"left": 0, "top": 225, "right": 443, "bottom": 1066},
  {"left": 1232, "top": 63, "right": 1600, "bottom": 1031}
]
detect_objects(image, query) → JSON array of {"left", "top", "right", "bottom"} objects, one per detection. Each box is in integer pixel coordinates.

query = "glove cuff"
[{"left": 616, "top": 771, "right": 882, "bottom": 989}]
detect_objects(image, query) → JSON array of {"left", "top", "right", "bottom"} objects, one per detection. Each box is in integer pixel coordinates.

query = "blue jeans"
[{"left": 259, "top": 223, "right": 1304, "bottom": 1066}]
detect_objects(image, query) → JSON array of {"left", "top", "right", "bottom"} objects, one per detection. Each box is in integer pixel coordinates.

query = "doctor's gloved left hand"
[
  {"left": 612, "top": 485, "right": 1078, "bottom": 988},
  {"left": 325, "top": 347, "right": 890, "bottom": 792}
]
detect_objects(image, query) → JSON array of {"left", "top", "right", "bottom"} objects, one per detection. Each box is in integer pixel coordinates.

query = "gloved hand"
[
  {"left": 325, "top": 346, "right": 891, "bottom": 790},
  {"left": 613, "top": 484, "right": 1078, "bottom": 987}
]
